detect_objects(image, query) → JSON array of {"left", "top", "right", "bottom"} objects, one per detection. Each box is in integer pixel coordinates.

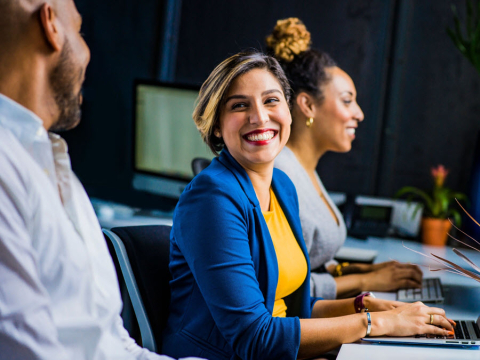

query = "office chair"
[
  {"left": 103, "top": 225, "right": 172, "bottom": 353},
  {"left": 191, "top": 157, "right": 211, "bottom": 176}
]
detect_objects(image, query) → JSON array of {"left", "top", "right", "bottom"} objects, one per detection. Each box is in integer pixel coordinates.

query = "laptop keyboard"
[
  {"left": 397, "top": 278, "right": 443, "bottom": 302},
  {"left": 414, "top": 321, "right": 480, "bottom": 340}
]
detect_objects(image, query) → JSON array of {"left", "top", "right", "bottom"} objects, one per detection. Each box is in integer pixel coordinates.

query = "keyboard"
[
  {"left": 414, "top": 320, "right": 480, "bottom": 342},
  {"left": 452, "top": 320, "right": 480, "bottom": 340},
  {"left": 397, "top": 277, "right": 444, "bottom": 303}
]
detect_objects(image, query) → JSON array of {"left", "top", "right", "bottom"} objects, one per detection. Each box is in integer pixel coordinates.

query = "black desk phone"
[{"left": 340, "top": 195, "right": 393, "bottom": 239}]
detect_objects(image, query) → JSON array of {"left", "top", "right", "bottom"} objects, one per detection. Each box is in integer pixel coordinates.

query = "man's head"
[{"left": 0, "top": 0, "right": 90, "bottom": 131}]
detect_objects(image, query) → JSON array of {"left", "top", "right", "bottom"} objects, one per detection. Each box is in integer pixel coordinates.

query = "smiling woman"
[
  {"left": 217, "top": 68, "right": 292, "bottom": 209},
  {"left": 269, "top": 17, "right": 424, "bottom": 300},
  {"left": 161, "top": 51, "right": 454, "bottom": 360}
]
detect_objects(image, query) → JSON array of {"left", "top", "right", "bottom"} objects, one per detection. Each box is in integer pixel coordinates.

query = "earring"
[{"left": 306, "top": 117, "right": 314, "bottom": 127}]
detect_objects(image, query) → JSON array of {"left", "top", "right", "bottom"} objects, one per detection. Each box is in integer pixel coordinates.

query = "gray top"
[{"left": 274, "top": 147, "right": 347, "bottom": 299}]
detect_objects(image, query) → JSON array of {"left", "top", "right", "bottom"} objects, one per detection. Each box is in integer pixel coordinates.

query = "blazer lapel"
[{"left": 217, "top": 148, "right": 278, "bottom": 312}]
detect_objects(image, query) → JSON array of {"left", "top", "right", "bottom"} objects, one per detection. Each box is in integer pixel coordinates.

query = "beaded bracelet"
[{"left": 335, "top": 262, "right": 350, "bottom": 276}]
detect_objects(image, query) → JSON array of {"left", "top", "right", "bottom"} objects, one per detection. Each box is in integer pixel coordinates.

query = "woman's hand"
[
  {"left": 362, "top": 261, "right": 423, "bottom": 292},
  {"left": 345, "top": 260, "right": 412, "bottom": 273},
  {"left": 363, "top": 296, "right": 405, "bottom": 312},
  {"left": 370, "top": 302, "right": 455, "bottom": 337}
]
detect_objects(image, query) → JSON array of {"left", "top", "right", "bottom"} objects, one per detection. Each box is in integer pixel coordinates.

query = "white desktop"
[{"left": 91, "top": 198, "right": 173, "bottom": 229}]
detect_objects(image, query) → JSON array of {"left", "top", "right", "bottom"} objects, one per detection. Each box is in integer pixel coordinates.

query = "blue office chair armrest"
[{"left": 103, "top": 228, "right": 157, "bottom": 352}]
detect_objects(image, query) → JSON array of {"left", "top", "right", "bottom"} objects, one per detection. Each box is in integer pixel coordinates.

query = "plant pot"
[{"left": 421, "top": 218, "right": 452, "bottom": 246}]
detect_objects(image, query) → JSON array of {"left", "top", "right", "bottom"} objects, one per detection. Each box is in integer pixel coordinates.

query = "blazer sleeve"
[{"left": 173, "top": 172, "right": 301, "bottom": 360}]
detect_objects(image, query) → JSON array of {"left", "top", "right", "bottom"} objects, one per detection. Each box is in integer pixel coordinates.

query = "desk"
[{"left": 337, "top": 237, "right": 480, "bottom": 359}]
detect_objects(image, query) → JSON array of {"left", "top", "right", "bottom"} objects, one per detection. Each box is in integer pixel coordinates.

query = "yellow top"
[{"left": 263, "top": 189, "right": 307, "bottom": 317}]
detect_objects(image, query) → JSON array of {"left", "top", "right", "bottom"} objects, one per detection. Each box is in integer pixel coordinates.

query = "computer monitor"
[{"left": 132, "top": 80, "right": 214, "bottom": 199}]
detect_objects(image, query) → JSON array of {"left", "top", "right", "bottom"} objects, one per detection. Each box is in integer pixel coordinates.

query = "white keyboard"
[{"left": 396, "top": 277, "right": 444, "bottom": 303}]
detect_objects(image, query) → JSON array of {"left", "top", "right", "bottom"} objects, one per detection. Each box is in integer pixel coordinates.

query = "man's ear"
[
  {"left": 39, "top": 3, "right": 62, "bottom": 52},
  {"left": 295, "top": 92, "right": 316, "bottom": 119}
]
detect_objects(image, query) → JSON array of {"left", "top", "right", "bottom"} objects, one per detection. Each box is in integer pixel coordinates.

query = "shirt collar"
[{"left": 0, "top": 93, "right": 49, "bottom": 147}]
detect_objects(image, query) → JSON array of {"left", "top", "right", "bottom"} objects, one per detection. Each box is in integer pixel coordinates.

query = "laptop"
[
  {"left": 397, "top": 277, "right": 444, "bottom": 303},
  {"left": 363, "top": 316, "right": 480, "bottom": 347}
]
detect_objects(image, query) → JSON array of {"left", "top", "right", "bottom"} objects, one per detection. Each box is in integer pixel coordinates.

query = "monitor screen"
[{"left": 133, "top": 81, "right": 214, "bottom": 199}]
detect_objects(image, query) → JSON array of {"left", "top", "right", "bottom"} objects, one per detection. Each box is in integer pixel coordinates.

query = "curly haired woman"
[{"left": 268, "top": 18, "right": 423, "bottom": 299}]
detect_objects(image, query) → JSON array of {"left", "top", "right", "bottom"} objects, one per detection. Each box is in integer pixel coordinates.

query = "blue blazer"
[{"left": 162, "top": 149, "right": 321, "bottom": 360}]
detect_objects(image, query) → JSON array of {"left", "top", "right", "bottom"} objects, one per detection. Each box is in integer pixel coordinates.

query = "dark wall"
[
  {"left": 68, "top": 0, "right": 480, "bottom": 210},
  {"left": 376, "top": 0, "right": 480, "bottom": 198},
  {"left": 175, "top": 0, "right": 396, "bottom": 196}
]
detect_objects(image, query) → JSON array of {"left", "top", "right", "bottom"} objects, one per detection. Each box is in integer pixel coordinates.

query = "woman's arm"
[
  {"left": 327, "top": 261, "right": 423, "bottom": 298},
  {"left": 330, "top": 273, "right": 369, "bottom": 298},
  {"left": 310, "top": 296, "right": 403, "bottom": 319},
  {"left": 298, "top": 314, "right": 368, "bottom": 358},
  {"left": 298, "top": 302, "right": 454, "bottom": 358}
]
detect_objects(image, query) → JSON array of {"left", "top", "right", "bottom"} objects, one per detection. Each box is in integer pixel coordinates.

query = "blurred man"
[{"left": 0, "top": 1, "right": 201, "bottom": 359}]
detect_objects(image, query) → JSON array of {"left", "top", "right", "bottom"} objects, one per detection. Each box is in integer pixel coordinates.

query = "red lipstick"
[{"left": 242, "top": 129, "right": 278, "bottom": 146}]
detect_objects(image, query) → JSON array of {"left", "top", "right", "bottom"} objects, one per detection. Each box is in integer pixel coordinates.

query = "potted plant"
[{"left": 395, "top": 165, "right": 468, "bottom": 246}]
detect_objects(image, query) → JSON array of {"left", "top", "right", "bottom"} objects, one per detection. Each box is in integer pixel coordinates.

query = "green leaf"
[
  {"left": 451, "top": 192, "right": 469, "bottom": 205},
  {"left": 411, "top": 203, "right": 424, "bottom": 220},
  {"left": 447, "top": 208, "right": 462, "bottom": 227},
  {"left": 432, "top": 187, "right": 449, "bottom": 215},
  {"left": 395, "top": 187, "right": 434, "bottom": 212},
  {"left": 447, "top": 27, "right": 468, "bottom": 53},
  {"left": 447, "top": 0, "right": 480, "bottom": 74}
]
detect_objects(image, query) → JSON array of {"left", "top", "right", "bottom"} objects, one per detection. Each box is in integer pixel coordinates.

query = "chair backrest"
[
  {"left": 191, "top": 157, "right": 212, "bottom": 176},
  {"left": 103, "top": 225, "right": 172, "bottom": 352}
]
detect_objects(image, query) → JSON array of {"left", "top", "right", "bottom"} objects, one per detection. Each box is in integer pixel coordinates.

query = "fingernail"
[{"left": 447, "top": 330, "right": 454, "bottom": 335}]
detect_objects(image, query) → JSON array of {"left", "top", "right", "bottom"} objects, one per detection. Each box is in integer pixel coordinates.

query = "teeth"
[
  {"left": 247, "top": 131, "right": 274, "bottom": 141},
  {"left": 346, "top": 128, "right": 356, "bottom": 135}
]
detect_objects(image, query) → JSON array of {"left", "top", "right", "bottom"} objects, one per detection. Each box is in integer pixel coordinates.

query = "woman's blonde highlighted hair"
[{"left": 193, "top": 51, "right": 291, "bottom": 155}]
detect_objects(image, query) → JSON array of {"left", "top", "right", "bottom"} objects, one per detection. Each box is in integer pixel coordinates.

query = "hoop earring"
[{"left": 306, "top": 117, "right": 314, "bottom": 127}]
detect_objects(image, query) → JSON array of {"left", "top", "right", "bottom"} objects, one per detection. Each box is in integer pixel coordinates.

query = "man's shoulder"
[
  {"left": 0, "top": 124, "right": 16, "bottom": 148},
  {"left": 0, "top": 126, "right": 31, "bottom": 181},
  {"left": 0, "top": 125, "right": 49, "bottom": 204}
]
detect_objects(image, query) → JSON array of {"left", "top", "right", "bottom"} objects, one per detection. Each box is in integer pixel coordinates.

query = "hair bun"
[{"left": 266, "top": 17, "right": 311, "bottom": 62}]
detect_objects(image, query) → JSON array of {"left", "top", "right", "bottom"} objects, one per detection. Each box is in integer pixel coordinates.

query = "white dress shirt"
[{"left": 0, "top": 94, "right": 198, "bottom": 360}]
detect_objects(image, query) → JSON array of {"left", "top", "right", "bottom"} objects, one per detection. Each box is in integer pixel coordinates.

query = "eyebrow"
[
  {"left": 224, "top": 89, "right": 283, "bottom": 103},
  {"left": 340, "top": 91, "right": 354, "bottom": 96}
]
